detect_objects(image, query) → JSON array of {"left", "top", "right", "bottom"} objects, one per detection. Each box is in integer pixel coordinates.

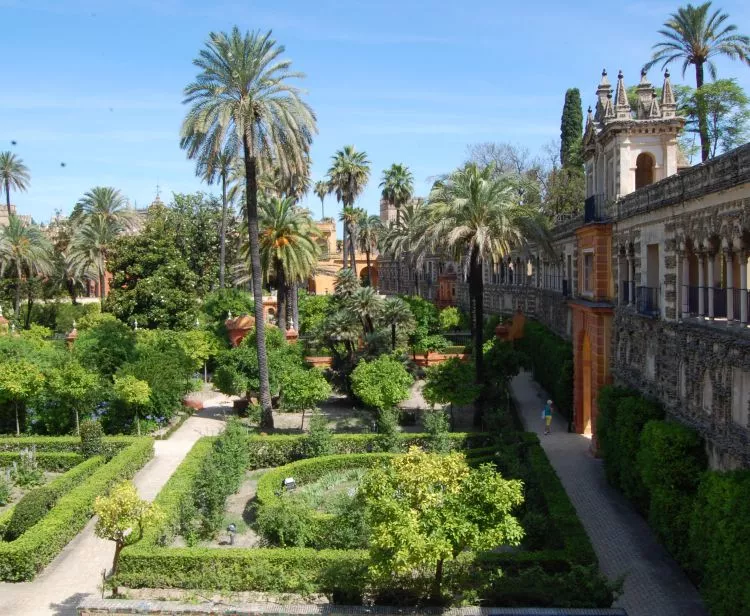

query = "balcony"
[
  {"left": 636, "top": 286, "right": 659, "bottom": 317},
  {"left": 584, "top": 194, "right": 607, "bottom": 223}
]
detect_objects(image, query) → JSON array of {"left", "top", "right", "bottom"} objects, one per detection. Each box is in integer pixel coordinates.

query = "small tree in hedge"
[
  {"left": 361, "top": 447, "right": 524, "bottom": 601},
  {"left": 112, "top": 374, "right": 151, "bottom": 436},
  {"left": 80, "top": 418, "right": 104, "bottom": 458},
  {"left": 423, "top": 358, "right": 481, "bottom": 429},
  {"left": 94, "top": 481, "right": 162, "bottom": 594},
  {"left": 299, "top": 413, "right": 334, "bottom": 458},
  {"left": 423, "top": 409, "right": 451, "bottom": 453},
  {"left": 45, "top": 359, "right": 100, "bottom": 435},
  {"left": 438, "top": 306, "right": 461, "bottom": 332},
  {"left": 0, "top": 358, "right": 44, "bottom": 435},
  {"left": 279, "top": 366, "right": 332, "bottom": 430},
  {"left": 350, "top": 355, "right": 413, "bottom": 413}
]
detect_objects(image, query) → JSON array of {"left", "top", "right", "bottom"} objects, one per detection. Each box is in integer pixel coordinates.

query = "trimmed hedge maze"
[
  {"left": 0, "top": 436, "right": 154, "bottom": 581},
  {"left": 118, "top": 431, "right": 614, "bottom": 608}
]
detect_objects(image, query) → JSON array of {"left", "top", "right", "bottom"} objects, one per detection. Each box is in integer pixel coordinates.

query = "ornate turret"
[
  {"left": 660, "top": 70, "right": 677, "bottom": 118},
  {"left": 614, "top": 70, "right": 632, "bottom": 120},
  {"left": 594, "top": 69, "right": 612, "bottom": 121},
  {"left": 634, "top": 69, "right": 660, "bottom": 119}
]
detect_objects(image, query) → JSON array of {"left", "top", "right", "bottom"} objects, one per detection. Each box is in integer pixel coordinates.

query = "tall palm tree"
[
  {"left": 339, "top": 206, "right": 361, "bottom": 272},
  {"left": 643, "top": 2, "right": 750, "bottom": 161},
  {"left": 0, "top": 215, "right": 52, "bottom": 317},
  {"left": 313, "top": 180, "right": 329, "bottom": 220},
  {"left": 0, "top": 152, "right": 30, "bottom": 217},
  {"left": 197, "top": 148, "right": 237, "bottom": 289},
  {"left": 380, "top": 296, "right": 415, "bottom": 350},
  {"left": 380, "top": 200, "right": 426, "bottom": 294},
  {"left": 424, "top": 163, "right": 550, "bottom": 409},
  {"left": 327, "top": 145, "right": 370, "bottom": 270},
  {"left": 180, "top": 27, "right": 317, "bottom": 429},
  {"left": 73, "top": 215, "right": 118, "bottom": 303},
  {"left": 379, "top": 163, "right": 414, "bottom": 226},
  {"left": 258, "top": 195, "right": 320, "bottom": 329},
  {"left": 50, "top": 247, "right": 94, "bottom": 304},
  {"left": 356, "top": 211, "right": 382, "bottom": 287}
]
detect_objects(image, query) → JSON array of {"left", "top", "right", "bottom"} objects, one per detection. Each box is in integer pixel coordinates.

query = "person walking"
[{"left": 542, "top": 399, "right": 553, "bottom": 435}]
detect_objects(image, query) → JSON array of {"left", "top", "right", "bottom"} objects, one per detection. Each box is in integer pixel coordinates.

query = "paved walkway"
[
  {"left": 0, "top": 401, "right": 229, "bottom": 616},
  {"left": 510, "top": 371, "right": 707, "bottom": 616}
]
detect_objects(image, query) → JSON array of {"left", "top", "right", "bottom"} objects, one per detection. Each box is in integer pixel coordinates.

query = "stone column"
[
  {"left": 617, "top": 255, "right": 624, "bottom": 305},
  {"left": 708, "top": 253, "right": 715, "bottom": 319},
  {"left": 681, "top": 252, "right": 690, "bottom": 318},
  {"left": 741, "top": 251, "right": 748, "bottom": 325},
  {"left": 698, "top": 253, "right": 705, "bottom": 317},
  {"left": 628, "top": 255, "right": 635, "bottom": 305},
  {"left": 726, "top": 249, "right": 734, "bottom": 322}
]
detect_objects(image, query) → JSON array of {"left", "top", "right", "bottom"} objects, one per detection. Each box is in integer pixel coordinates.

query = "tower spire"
[
  {"left": 660, "top": 69, "right": 677, "bottom": 118},
  {"left": 594, "top": 69, "right": 612, "bottom": 121},
  {"left": 614, "top": 70, "right": 631, "bottom": 119}
]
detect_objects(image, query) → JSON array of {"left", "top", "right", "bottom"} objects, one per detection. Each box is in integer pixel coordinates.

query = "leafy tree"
[
  {"left": 380, "top": 163, "right": 414, "bottom": 226},
  {"left": 351, "top": 355, "right": 413, "bottom": 412},
  {"left": 560, "top": 88, "right": 583, "bottom": 169},
  {"left": 423, "top": 358, "right": 481, "bottom": 428},
  {"left": 643, "top": 1, "right": 750, "bottom": 161},
  {"left": 297, "top": 291, "right": 332, "bottom": 336},
  {"left": 181, "top": 28, "right": 317, "bottom": 430},
  {"left": 0, "top": 152, "right": 30, "bottom": 217},
  {"left": 112, "top": 374, "right": 151, "bottom": 436},
  {"left": 380, "top": 297, "right": 416, "bottom": 350},
  {"left": 0, "top": 358, "right": 44, "bottom": 435},
  {"left": 0, "top": 215, "right": 52, "bottom": 317},
  {"left": 41, "top": 358, "right": 100, "bottom": 435},
  {"left": 360, "top": 447, "right": 524, "bottom": 599},
  {"left": 438, "top": 306, "right": 462, "bottom": 332},
  {"left": 400, "top": 294, "right": 439, "bottom": 333},
  {"left": 93, "top": 481, "right": 162, "bottom": 593},
  {"left": 422, "top": 163, "right": 550, "bottom": 414},
  {"left": 278, "top": 365, "right": 332, "bottom": 429},
  {"left": 73, "top": 314, "right": 136, "bottom": 377},
  {"left": 686, "top": 78, "right": 750, "bottom": 157},
  {"left": 327, "top": 146, "right": 371, "bottom": 270}
]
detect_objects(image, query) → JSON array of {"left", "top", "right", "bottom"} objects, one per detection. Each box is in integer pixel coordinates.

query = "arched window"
[{"left": 635, "top": 152, "right": 655, "bottom": 189}]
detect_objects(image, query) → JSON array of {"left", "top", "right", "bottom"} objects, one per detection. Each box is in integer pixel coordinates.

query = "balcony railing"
[
  {"left": 636, "top": 286, "right": 659, "bottom": 317},
  {"left": 584, "top": 194, "right": 607, "bottom": 223}
]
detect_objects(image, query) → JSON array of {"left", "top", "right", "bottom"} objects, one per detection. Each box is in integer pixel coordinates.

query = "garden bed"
[{"left": 118, "top": 431, "right": 613, "bottom": 608}]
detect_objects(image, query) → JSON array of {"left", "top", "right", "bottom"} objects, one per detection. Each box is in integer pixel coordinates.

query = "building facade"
[{"left": 378, "top": 69, "right": 750, "bottom": 470}]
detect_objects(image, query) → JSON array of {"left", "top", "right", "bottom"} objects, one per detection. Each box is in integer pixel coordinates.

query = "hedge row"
[
  {"left": 0, "top": 435, "right": 137, "bottom": 453},
  {"left": 0, "top": 452, "right": 85, "bottom": 472},
  {"left": 247, "top": 432, "right": 491, "bottom": 469},
  {"left": 0, "top": 438, "right": 154, "bottom": 581},
  {"left": 3, "top": 456, "right": 104, "bottom": 541},
  {"left": 515, "top": 321, "right": 573, "bottom": 419},
  {"left": 597, "top": 385, "right": 750, "bottom": 616}
]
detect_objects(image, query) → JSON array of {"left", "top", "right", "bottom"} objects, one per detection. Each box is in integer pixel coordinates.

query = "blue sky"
[{"left": 3, "top": 0, "right": 750, "bottom": 230}]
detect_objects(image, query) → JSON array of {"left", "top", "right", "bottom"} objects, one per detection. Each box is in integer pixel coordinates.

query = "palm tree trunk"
[
  {"left": 396, "top": 260, "right": 401, "bottom": 294},
  {"left": 276, "top": 261, "right": 287, "bottom": 330},
  {"left": 320, "top": 197, "right": 325, "bottom": 220},
  {"left": 242, "top": 133, "right": 274, "bottom": 429},
  {"left": 292, "top": 283, "right": 299, "bottom": 329},
  {"left": 5, "top": 180, "right": 11, "bottom": 217},
  {"left": 25, "top": 289, "right": 33, "bottom": 329},
  {"left": 219, "top": 172, "right": 227, "bottom": 288},
  {"left": 14, "top": 262, "right": 22, "bottom": 316},
  {"left": 342, "top": 221, "right": 348, "bottom": 270},
  {"left": 66, "top": 279, "right": 78, "bottom": 304},
  {"left": 99, "top": 269, "right": 106, "bottom": 304},
  {"left": 470, "top": 247, "right": 485, "bottom": 426},
  {"left": 391, "top": 323, "right": 396, "bottom": 350},
  {"left": 695, "top": 62, "right": 710, "bottom": 162},
  {"left": 349, "top": 225, "right": 357, "bottom": 272},
  {"left": 366, "top": 250, "right": 372, "bottom": 287}
]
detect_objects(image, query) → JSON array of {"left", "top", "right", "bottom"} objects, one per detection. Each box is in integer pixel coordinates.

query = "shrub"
[
  {"left": 350, "top": 355, "right": 413, "bottom": 412},
  {"left": 0, "top": 471, "right": 11, "bottom": 505},
  {"left": 80, "top": 419, "right": 104, "bottom": 458},
  {"left": 637, "top": 420, "right": 706, "bottom": 564},
  {"left": 10, "top": 448, "right": 43, "bottom": 488},
  {"left": 438, "top": 307, "right": 463, "bottom": 332},
  {"left": 423, "top": 409, "right": 451, "bottom": 453},
  {"left": 298, "top": 415, "right": 333, "bottom": 459},
  {"left": 689, "top": 470, "right": 750, "bottom": 616},
  {"left": 373, "top": 408, "right": 401, "bottom": 453},
  {"left": 412, "top": 333, "right": 450, "bottom": 355},
  {"left": 0, "top": 452, "right": 84, "bottom": 472},
  {"left": 255, "top": 499, "right": 318, "bottom": 547}
]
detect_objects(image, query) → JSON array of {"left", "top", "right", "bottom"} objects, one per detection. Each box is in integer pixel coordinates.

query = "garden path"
[
  {"left": 0, "top": 399, "right": 230, "bottom": 616},
  {"left": 510, "top": 370, "right": 707, "bottom": 616}
]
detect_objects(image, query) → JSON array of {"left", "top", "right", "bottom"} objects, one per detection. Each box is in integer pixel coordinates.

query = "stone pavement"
[
  {"left": 510, "top": 371, "right": 707, "bottom": 616},
  {"left": 0, "top": 401, "right": 229, "bottom": 616}
]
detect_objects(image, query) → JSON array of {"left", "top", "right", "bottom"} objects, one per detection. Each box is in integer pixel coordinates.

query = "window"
[
  {"left": 732, "top": 368, "right": 750, "bottom": 427},
  {"left": 583, "top": 252, "right": 594, "bottom": 294},
  {"left": 635, "top": 152, "right": 655, "bottom": 189}
]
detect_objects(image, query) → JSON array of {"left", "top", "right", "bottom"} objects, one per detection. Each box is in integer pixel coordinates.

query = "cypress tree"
[{"left": 560, "top": 88, "right": 583, "bottom": 169}]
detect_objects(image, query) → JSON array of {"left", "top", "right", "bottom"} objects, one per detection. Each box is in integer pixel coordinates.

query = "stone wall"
[{"left": 613, "top": 309, "right": 750, "bottom": 469}]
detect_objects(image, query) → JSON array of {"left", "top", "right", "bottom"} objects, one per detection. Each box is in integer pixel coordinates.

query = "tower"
[{"left": 583, "top": 69, "right": 685, "bottom": 201}]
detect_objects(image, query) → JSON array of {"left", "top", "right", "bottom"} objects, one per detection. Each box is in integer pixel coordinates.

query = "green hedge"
[
  {"left": 3, "top": 456, "right": 104, "bottom": 541},
  {"left": 515, "top": 321, "right": 573, "bottom": 419},
  {"left": 247, "top": 432, "right": 491, "bottom": 469},
  {"left": 0, "top": 438, "right": 153, "bottom": 581},
  {"left": 119, "top": 432, "right": 611, "bottom": 606},
  {"left": 0, "top": 452, "right": 84, "bottom": 471},
  {"left": 0, "top": 436, "right": 137, "bottom": 454}
]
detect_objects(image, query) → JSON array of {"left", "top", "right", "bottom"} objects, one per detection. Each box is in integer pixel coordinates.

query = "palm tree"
[
  {"left": 339, "top": 206, "right": 361, "bottom": 272},
  {"left": 313, "top": 180, "right": 329, "bottom": 220},
  {"left": 380, "top": 297, "right": 415, "bottom": 350},
  {"left": 643, "top": 2, "right": 750, "bottom": 161},
  {"left": 73, "top": 215, "right": 118, "bottom": 303},
  {"left": 50, "top": 247, "right": 94, "bottom": 304},
  {"left": 379, "top": 163, "right": 414, "bottom": 226},
  {"left": 0, "top": 152, "right": 30, "bottom": 217},
  {"left": 356, "top": 211, "right": 382, "bottom": 287},
  {"left": 345, "top": 286, "right": 382, "bottom": 335},
  {"left": 0, "top": 216, "right": 52, "bottom": 317},
  {"left": 197, "top": 148, "right": 237, "bottom": 289},
  {"left": 327, "top": 146, "right": 370, "bottom": 270},
  {"left": 180, "top": 27, "right": 317, "bottom": 429},
  {"left": 424, "top": 163, "right": 550, "bottom": 413},
  {"left": 380, "top": 200, "right": 426, "bottom": 294},
  {"left": 258, "top": 195, "right": 320, "bottom": 329}
]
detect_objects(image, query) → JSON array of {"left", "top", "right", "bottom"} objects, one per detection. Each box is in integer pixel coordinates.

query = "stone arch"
[{"left": 635, "top": 152, "right": 655, "bottom": 189}]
